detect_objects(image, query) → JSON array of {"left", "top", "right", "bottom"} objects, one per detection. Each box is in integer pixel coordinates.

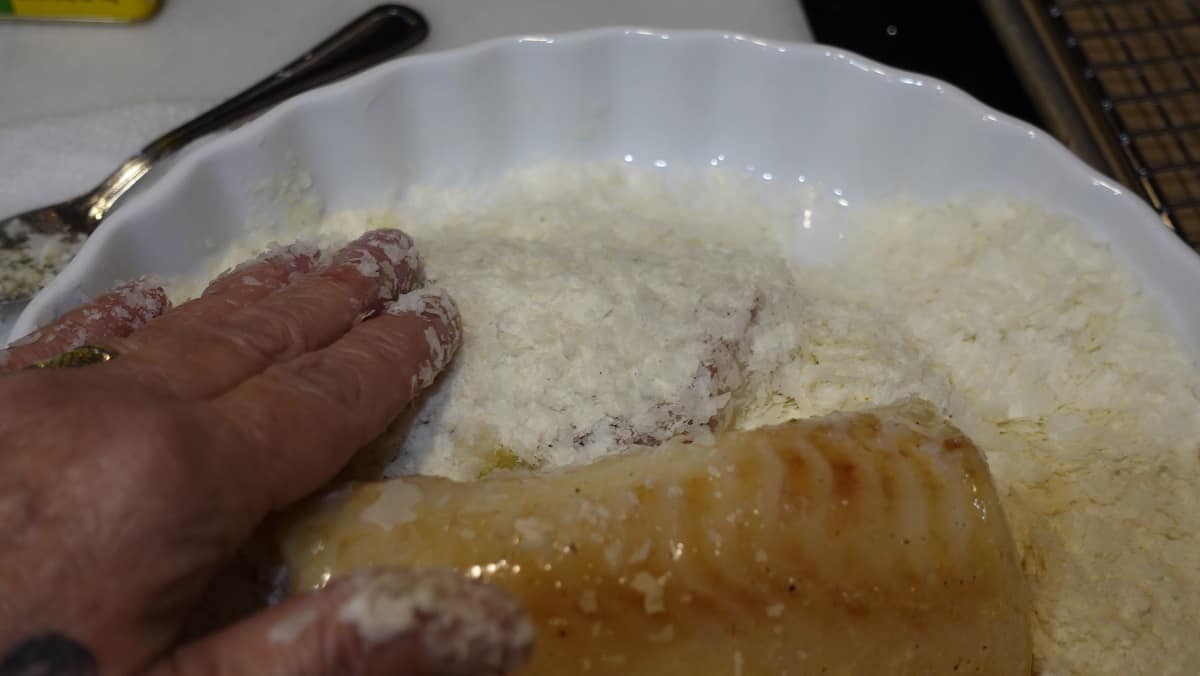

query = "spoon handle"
[
  {"left": 82, "top": 5, "right": 429, "bottom": 230},
  {"left": 142, "top": 5, "right": 428, "bottom": 160}
]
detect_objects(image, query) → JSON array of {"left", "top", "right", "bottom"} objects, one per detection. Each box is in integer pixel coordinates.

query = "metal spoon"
[{"left": 0, "top": 4, "right": 429, "bottom": 305}]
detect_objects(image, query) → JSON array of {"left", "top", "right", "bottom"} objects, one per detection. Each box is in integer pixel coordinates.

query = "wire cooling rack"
[{"left": 1028, "top": 0, "right": 1200, "bottom": 251}]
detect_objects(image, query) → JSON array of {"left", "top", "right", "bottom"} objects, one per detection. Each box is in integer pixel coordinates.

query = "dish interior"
[{"left": 13, "top": 31, "right": 1200, "bottom": 355}]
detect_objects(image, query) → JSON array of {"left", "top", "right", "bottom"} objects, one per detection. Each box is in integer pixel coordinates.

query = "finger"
[
  {"left": 108, "top": 229, "right": 422, "bottom": 399},
  {"left": 0, "top": 280, "right": 168, "bottom": 372},
  {"left": 150, "top": 568, "right": 533, "bottom": 676},
  {"left": 202, "top": 242, "right": 323, "bottom": 301},
  {"left": 211, "top": 288, "right": 460, "bottom": 508},
  {"left": 139, "top": 242, "right": 324, "bottom": 335}
]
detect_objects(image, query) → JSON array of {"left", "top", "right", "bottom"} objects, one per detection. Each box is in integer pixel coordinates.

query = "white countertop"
[
  {"left": 0, "top": 0, "right": 811, "bottom": 337},
  {"left": 0, "top": 0, "right": 812, "bottom": 126}
]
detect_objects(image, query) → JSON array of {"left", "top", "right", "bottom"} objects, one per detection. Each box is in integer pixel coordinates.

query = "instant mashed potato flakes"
[{"left": 177, "top": 163, "right": 1200, "bottom": 675}]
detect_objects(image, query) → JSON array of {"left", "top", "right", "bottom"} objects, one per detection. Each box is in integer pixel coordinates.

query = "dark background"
[{"left": 802, "top": 0, "right": 1044, "bottom": 127}]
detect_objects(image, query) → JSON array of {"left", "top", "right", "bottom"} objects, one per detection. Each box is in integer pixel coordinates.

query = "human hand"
[{"left": 0, "top": 230, "right": 532, "bottom": 676}]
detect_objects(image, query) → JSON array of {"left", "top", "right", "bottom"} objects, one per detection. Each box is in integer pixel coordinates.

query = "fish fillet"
[{"left": 277, "top": 399, "right": 1031, "bottom": 674}]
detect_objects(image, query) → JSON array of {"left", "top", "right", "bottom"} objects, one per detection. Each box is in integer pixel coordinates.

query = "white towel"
[{"left": 0, "top": 101, "right": 205, "bottom": 339}]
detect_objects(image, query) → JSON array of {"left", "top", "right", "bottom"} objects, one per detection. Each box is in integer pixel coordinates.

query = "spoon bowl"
[{"left": 0, "top": 4, "right": 428, "bottom": 305}]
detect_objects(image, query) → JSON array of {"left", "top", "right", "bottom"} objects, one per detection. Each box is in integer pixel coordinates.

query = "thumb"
[{"left": 150, "top": 568, "right": 535, "bottom": 676}]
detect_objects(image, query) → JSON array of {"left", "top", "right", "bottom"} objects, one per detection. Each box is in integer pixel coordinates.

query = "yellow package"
[{"left": 0, "top": 0, "right": 162, "bottom": 22}]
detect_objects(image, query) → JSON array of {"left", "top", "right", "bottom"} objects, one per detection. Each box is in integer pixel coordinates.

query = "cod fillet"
[{"left": 277, "top": 399, "right": 1031, "bottom": 675}]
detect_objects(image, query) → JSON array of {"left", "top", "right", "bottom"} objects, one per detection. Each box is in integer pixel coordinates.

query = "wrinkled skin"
[{"left": 0, "top": 230, "right": 531, "bottom": 676}]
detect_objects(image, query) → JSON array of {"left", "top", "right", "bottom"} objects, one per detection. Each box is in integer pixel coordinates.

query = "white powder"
[
  {"left": 630, "top": 571, "right": 667, "bottom": 615},
  {"left": 0, "top": 227, "right": 85, "bottom": 301},
  {"left": 266, "top": 607, "right": 318, "bottom": 644},
  {"left": 360, "top": 482, "right": 423, "bottom": 530},
  {"left": 179, "top": 162, "right": 1200, "bottom": 675},
  {"left": 337, "top": 568, "right": 533, "bottom": 672}
]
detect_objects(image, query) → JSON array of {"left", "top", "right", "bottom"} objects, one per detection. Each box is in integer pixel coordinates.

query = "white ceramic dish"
[{"left": 11, "top": 28, "right": 1200, "bottom": 353}]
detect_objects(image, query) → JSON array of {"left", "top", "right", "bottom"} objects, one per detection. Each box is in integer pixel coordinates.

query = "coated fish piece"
[{"left": 277, "top": 399, "right": 1031, "bottom": 675}]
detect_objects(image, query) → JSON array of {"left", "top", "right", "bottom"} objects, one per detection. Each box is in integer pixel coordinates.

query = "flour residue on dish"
[{"left": 176, "top": 161, "right": 1200, "bottom": 676}]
